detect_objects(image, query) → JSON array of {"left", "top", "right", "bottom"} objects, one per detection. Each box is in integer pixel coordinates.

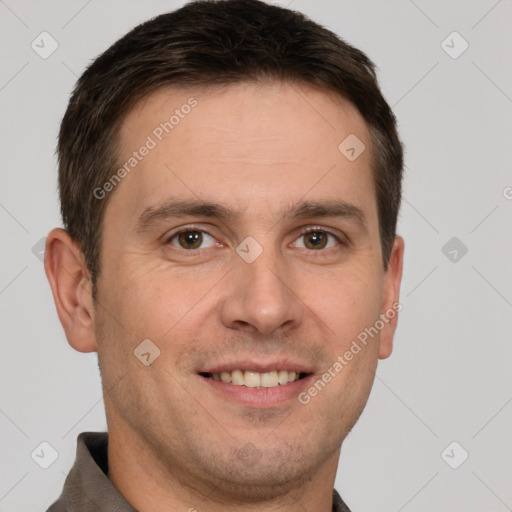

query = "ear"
[
  {"left": 44, "top": 228, "right": 97, "bottom": 353},
  {"left": 378, "top": 235, "right": 405, "bottom": 360}
]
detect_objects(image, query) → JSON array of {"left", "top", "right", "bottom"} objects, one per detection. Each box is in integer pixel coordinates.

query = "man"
[{"left": 44, "top": 0, "right": 404, "bottom": 510}]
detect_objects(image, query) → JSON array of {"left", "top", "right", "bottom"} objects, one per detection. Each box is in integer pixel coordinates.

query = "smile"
[{"left": 200, "top": 370, "right": 309, "bottom": 388}]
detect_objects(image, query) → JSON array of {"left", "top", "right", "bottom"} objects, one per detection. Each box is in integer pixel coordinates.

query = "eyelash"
[{"left": 163, "top": 225, "right": 346, "bottom": 255}]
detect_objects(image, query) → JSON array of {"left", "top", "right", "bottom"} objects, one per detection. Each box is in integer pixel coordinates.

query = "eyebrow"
[{"left": 134, "top": 197, "right": 368, "bottom": 233}]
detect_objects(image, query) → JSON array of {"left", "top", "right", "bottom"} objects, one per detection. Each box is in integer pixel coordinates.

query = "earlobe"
[
  {"left": 378, "top": 235, "right": 405, "bottom": 360},
  {"left": 44, "top": 228, "right": 98, "bottom": 353}
]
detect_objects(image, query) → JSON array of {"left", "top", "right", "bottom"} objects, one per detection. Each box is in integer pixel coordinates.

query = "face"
[{"left": 83, "top": 82, "right": 402, "bottom": 498}]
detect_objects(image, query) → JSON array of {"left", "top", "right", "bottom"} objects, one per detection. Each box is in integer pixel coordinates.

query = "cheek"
[
  {"left": 307, "top": 263, "right": 383, "bottom": 340},
  {"left": 107, "top": 257, "right": 219, "bottom": 346},
  {"left": 319, "top": 267, "right": 383, "bottom": 408}
]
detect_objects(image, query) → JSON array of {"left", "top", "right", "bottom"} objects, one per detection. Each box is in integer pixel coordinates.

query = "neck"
[{"left": 106, "top": 421, "right": 341, "bottom": 512}]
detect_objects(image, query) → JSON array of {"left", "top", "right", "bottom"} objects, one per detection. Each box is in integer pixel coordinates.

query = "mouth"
[
  {"left": 197, "top": 360, "right": 315, "bottom": 408},
  {"left": 199, "top": 369, "right": 311, "bottom": 389}
]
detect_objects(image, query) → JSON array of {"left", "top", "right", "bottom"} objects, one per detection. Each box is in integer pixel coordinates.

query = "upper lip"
[{"left": 199, "top": 359, "right": 314, "bottom": 375}]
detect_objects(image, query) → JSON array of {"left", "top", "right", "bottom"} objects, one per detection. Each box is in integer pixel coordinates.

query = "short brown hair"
[{"left": 58, "top": 0, "right": 403, "bottom": 301}]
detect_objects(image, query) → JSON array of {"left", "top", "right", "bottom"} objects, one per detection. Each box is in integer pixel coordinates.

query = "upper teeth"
[{"left": 210, "top": 370, "right": 301, "bottom": 388}]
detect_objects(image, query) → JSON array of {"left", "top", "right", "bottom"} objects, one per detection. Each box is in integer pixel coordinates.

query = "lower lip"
[{"left": 199, "top": 374, "right": 314, "bottom": 408}]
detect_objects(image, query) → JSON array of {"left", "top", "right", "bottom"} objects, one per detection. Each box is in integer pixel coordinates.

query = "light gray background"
[{"left": 1, "top": 1, "right": 511, "bottom": 511}]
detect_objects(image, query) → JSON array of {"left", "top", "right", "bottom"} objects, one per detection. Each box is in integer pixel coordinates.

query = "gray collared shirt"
[{"left": 47, "top": 432, "right": 352, "bottom": 512}]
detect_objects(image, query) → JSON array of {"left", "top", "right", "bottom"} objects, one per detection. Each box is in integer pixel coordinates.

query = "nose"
[{"left": 219, "top": 250, "right": 304, "bottom": 337}]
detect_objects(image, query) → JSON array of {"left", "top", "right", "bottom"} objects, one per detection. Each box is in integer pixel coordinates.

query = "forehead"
[
  {"left": 121, "top": 81, "right": 368, "bottom": 153},
  {"left": 107, "top": 81, "right": 376, "bottom": 229}
]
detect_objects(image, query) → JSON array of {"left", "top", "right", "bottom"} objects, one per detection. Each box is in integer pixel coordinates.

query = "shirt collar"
[{"left": 47, "top": 432, "right": 137, "bottom": 511}]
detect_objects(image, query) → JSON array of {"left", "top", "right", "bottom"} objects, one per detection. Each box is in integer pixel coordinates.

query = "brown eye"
[
  {"left": 303, "top": 231, "right": 328, "bottom": 250},
  {"left": 293, "top": 229, "right": 341, "bottom": 251},
  {"left": 167, "top": 230, "right": 216, "bottom": 250},
  {"left": 178, "top": 231, "right": 202, "bottom": 249}
]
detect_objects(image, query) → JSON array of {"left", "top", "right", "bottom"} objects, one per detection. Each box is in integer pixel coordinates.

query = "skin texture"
[{"left": 45, "top": 81, "right": 404, "bottom": 512}]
